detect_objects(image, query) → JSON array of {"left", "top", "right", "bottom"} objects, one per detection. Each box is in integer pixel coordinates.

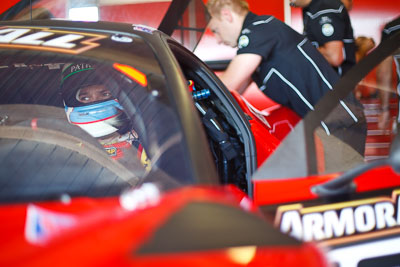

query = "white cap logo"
[
  {"left": 321, "top": 23, "right": 334, "bottom": 37},
  {"left": 238, "top": 35, "right": 249, "bottom": 49}
]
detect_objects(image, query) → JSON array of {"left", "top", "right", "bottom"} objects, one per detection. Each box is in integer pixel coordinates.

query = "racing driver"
[{"left": 60, "top": 62, "right": 151, "bottom": 171}]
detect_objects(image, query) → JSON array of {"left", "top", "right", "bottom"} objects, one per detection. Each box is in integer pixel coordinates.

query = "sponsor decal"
[
  {"left": 321, "top": 23, "right": 334, "bottom": 37},
  {"left": 0, "top": 26, "right": 107, "bottom": 54},
  {"left": 238, "top": 35, "right": 249, "bottom": 49},
  {"left": 275, "top": 189, "right": 400, "bottom": 243},
  {"left": 138, "top": 145, "right": 151, "bottom": 172},
  {"left": 25, "top": 204, "right": 77, "bottom": 245},
  {"left": 103, "top": 140, "right": 132, "bottom": 159},
  {"left": 111, "top": 34, "right": 133, "bottom": 43},
  {"left": 105, "top": 146, "right": 118, "bottom": 157},
  {"left": 133, "top": 24, "right": 156, "bottom": 34}
]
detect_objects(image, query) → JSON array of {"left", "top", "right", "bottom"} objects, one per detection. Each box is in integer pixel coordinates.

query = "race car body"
[
  {"left": 1, "top": 1, "right": 399, "bottom": 266},
  {"left": 0, "top": 18, "right": 324, "bottom": 266},
  {"left": 0, "top": 185, "right": 328, "bottom": 267}
]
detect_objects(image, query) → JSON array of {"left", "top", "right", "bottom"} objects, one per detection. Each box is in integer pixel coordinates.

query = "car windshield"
[
  {"left": 254, "top": 33, "right": 400, "bottom": 180},
  {"left": 0, "top": 25, "right": 196, "bottom": 203}
]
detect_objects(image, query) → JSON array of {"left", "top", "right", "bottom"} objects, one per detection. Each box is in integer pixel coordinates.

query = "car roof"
[{"left": 0, "top": 18, "right": 160, "bottom": 36}]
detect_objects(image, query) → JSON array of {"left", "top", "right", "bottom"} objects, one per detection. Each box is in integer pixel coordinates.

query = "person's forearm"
[
  {"left": 377, "top": 56, "right": 393, "bottom": 110},
  {"left": 376, "top": 56, "right": 393, "bottom": 130},
  {"left": 218, "top": 54, "right": 261, "bottom": 94},
  {"left": 220, "top": 73, "right": 251, "bottom": 94}
]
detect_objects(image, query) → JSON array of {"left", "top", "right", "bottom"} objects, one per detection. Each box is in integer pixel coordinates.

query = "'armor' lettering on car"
[{"left": 276, "top": 190, "right": 400, "bottom": 242}]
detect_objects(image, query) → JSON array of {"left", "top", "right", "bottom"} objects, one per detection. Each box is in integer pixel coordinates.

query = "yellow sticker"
[{"left": 0, "top": 26, "right": 107, "bottom": 54}]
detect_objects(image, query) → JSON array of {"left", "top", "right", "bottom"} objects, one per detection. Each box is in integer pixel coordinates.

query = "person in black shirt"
[
  {"left": 291, "top": 0, "right": 356, "bottom": 76},
  {"left": 206, "top": 0, "right": 367, "bottom": 156},
  {"left": 377, "top": 16, "right": 400, "bottom": 130}
]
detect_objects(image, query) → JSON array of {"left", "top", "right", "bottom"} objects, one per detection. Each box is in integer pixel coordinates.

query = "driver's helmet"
[{"left": 60, "top": 63, "right": 131, "bottom": 138}]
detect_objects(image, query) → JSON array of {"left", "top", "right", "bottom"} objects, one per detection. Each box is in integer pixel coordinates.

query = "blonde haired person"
[
  {"left": 206, "top": 0, "right": 367, "bottom": 155},
  {"left": 207, "top": 0, "right": 249, "bottom": 16}
]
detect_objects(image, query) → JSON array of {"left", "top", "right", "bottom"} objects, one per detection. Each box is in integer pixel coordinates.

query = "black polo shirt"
[
  {"left": 302, "top": 0, "right": 356, "bottom": 76},
  {"left": 237, "top": 12, "right": 340, "bottom": 118}
]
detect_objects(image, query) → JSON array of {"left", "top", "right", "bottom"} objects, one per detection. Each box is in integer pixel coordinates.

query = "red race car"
[
  {"left": 1, "top": 1, "right": 399, "bottom": 266},
  {"left": 0, "top": 6, "right": 325, "bottom": 267}
]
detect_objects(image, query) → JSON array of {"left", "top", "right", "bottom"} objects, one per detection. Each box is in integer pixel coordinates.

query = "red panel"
[
  {"left": 34, "top": 0, "right": 67, "bottom": 18},
  {"left": 253, "top": 174, "right": 338, "bottom": 205},
  {"left": 253, "top": 166, "right": 400, "bottom": 206},
  {"left": 201, "top": 0, "right": 285, "bottom": 21},
  {"left": 248, "top": 0, "right": 284, "bottom": 21},
  {"left": 99, "top": 3, "right": 170, "bottom": 26},
  {"left": 231, "top": 91, "right": 280, "bottom": 166},
  {"left": 0, "top": 0, "right": 21, "bottom": 15}
]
